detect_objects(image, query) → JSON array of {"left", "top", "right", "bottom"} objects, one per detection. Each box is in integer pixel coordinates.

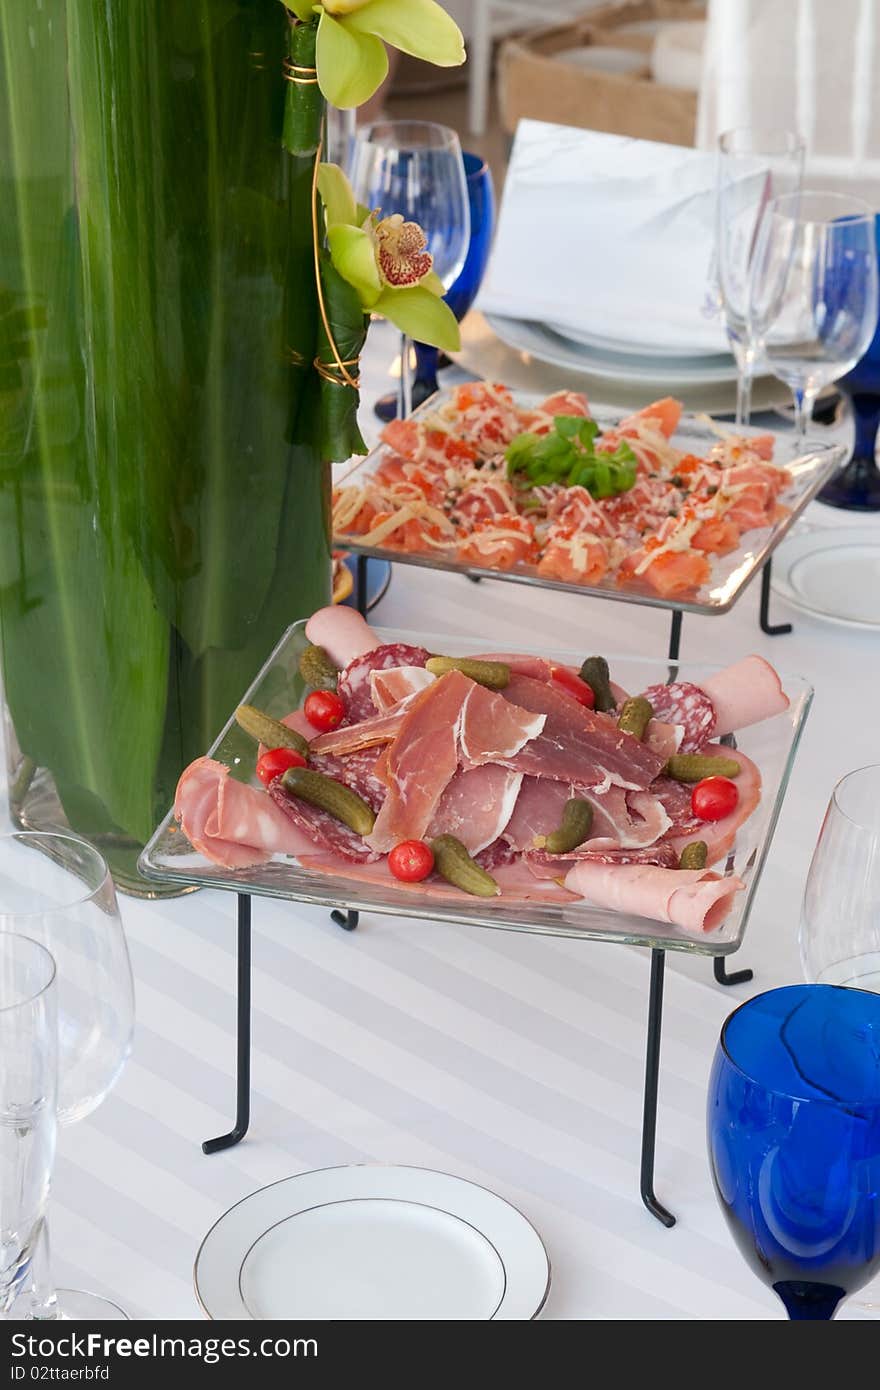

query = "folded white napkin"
[{"left": 478, "top": 121, "right": 730, "bottom": 356}]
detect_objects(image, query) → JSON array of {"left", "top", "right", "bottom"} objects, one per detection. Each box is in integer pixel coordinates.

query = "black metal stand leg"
[
  {"left": 667, "top": 608, "right": 682, "bottom": 671},
  {"left": 759, "top": 558, "right": 792, "bottom": 636},
  {"left": 641, "top": 949, "right": 675, "bottom": 1227},
  {"left": 330, "top": 909, "right": 359, "bottom": 931},
  {"left": 713, "top": 955, "right": 754, "bottom": 986},
  {"left": 203, "top": 892, "right": 252, "bottom": 1155},
  {"left": 355, "top": 554, "right": 369, "bottom": 618}
]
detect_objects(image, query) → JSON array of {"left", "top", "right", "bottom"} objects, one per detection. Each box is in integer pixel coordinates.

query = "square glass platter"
[
  {"left": 140, "top": 623, "right": 812, "bottom": 958},
  {"left": 332, "top": 391, "right": 844, "bottom": 617}
]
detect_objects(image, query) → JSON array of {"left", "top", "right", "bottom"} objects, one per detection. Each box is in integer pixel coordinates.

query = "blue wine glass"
[
  {"left": 819, "top": 213, "right": 880, "bottom": 510},
  {"left": 708, "top": 983, "right": 880, "bottom": 1320},
  {"left": 374, "top": 151, "right": 495, "bottom": 422}
]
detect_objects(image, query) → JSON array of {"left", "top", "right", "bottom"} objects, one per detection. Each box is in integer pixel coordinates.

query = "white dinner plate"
[
  {"left": 486, "top": 313, "right": 741, "bottom": 386},
  {"left": 195, "top": 1166, "right": 551, "bottom": 1321},
  {"left": 771, "top": 525, "right": 880, "bottom": 628},
  {"left": 544, "top": 319, "right": 732, "bottom": 363}
]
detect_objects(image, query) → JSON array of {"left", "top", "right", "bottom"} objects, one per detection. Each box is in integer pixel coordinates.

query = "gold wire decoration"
[
  {"left": 283, "top": 59, "right": 319, "bottom": 85},
  {"left": 311, "top": 136, "right": 361, "bottom": 391}
]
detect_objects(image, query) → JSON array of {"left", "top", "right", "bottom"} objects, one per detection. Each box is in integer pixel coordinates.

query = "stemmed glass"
[
  {"left": 715, "top": 128, "right": 805, "bottom": 426},
  {"left": 708, "top": 983, "right": 880, "bottom": 1319},
  {"left": 350, "top": 120, "right": 470, "bottom": 418},
  {"left": 0, "top": 935, "right": 56, "bottom": 1317},
  {"left": 376, "top": 151, "right": 496, "bottom": 420},
  {"left": 748, "top": 191, "right": 880, "bottom": 449},
  {"left": 0, "top": 832, "right": 134, "bottom": 1320},
  {"left": 800, "top": 764, "right": 880, "bottom": 990}
]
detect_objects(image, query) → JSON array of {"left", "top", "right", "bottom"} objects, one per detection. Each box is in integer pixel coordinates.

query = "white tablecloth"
[{"left": 43, "top": 323, "right": 879, "bottom": 1319}]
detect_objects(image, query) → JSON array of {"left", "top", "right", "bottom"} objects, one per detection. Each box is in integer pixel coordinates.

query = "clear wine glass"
[
  {"left": 350, "top": 120, "right": 470, "bottom": 417},
  {"left": 749, "top": 191, "right": 880, "bottom": 448},
  {"left": 0, "top": 832, "right": 134, "bottom": 1320},
  {"left": 0, "top": 935, "right": 56, "bottom": 1318},
  {"left": 716, "top": 128, "right": 805, "bottom": 426},
  {"left": 800, "top": 764, "right": 880, "bottom": 1314},
  {"left": 800, "top": 764, "right": 880, "bottom": 990}
]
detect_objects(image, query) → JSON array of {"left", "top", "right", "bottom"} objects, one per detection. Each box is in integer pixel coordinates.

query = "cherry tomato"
[
  {"left": 304, "top": 689, "right": 346, "bottom": 732},
  {"left": 388, "top": 840, "right": 435, "bottom": 883},
  {"left": 550, "top": 666, "right": 596, "bottom": 708},
  {"left": 256, "top": 747, "right": 307, "bottom": 786},
  {"left": 691, "top": 776, "right": 739, "bottom": 822}
]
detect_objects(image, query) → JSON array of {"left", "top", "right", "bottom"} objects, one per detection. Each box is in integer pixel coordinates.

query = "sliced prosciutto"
[
  {"left": 366, "top": 672, "right": 472, "bottom": 852},
  {"left": 174, "top": 758, "right": 316, "bottom": 869},
  {"left": 305, "top": 605, "right": 380, "bottom": 669},
  {"left": 310, "top": 706, "right": 409, "bottom": 755},
  {"left": 499, "top": 674, "right": 665, "bottom": 790},
  {"left": 525, "top": 841, "right": 679, "bottom": 878},
  {"left": 563, "top": 861, "right": 746, "bottom": 933},
  {"left": 701, "top": 655, "right": 790, "bottom": 736},
  {"left": 370, "top": 666, "right": 435, "bottom": 712},
  {"left": 427, "top": 765, "right": 523, "bottom": 855}
]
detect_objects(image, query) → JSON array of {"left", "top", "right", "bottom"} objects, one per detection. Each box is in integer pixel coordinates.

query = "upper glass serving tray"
[
  {"left": 140, "top": 623, "right": 812, "bottom": 957},
  {"left": 332, "top": 391, "right": 844, "bottom": 617}
]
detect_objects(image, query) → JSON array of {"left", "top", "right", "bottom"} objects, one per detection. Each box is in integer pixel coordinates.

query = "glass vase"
[{"left": 0, "top": 1, "right": 331, "bottom": 893}]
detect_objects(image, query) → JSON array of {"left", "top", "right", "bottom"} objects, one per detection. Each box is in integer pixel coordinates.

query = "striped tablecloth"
[{"left": 50, "top": 886, "right": 864, "bottom": 1322}]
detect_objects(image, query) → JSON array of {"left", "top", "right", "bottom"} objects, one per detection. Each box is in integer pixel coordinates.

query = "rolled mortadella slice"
[
  {"left": 700, "top": 655, "right": 789, "bottom": 737},
  {"left": 174, "top": 757, "right": 316, "bottom": 869},
  {"left": 563, "top": 861, "right": 746, "bottom": 934},
  {"left": 304, "top": 605, "right": 380, "bottom": 670}
]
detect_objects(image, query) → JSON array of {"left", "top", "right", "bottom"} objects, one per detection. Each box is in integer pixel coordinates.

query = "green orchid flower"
[
  {"left": 317, "top": 163, "right": 461, "bottom": 352},
  {"left": 282, "top": 0, "right": 465, "bottom": 109}
]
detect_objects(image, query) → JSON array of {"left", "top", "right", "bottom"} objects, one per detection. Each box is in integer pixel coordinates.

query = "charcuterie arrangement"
[
  {"left": 331, "top": 383, "right": 792, "bottom": 599},
  {"left": 173, "top": 605, "right": 791, "bottom": 938}
]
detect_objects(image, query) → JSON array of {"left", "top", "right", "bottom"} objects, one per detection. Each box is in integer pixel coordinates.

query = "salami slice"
[
  {"left": 268, "top": 780, "right": 380, "bottom": 862},
  {"left": 640, "top": 681, "right": 715, "bottom": 753},
  {"left": 337, "top": 642, "right": 430, "bottom": 723},
  {"left": 310, "top": 747, "right": 387, "bottom": 812}
]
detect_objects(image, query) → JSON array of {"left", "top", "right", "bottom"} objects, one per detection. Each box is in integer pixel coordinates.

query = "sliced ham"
[
  {"left": 427, "top": 765, "right": 523, "bottom": 855},
  {"left": 664, "top": 742, "right": 762, "bottom": 865},
  {"left": 366, "top": 672, "right": 472, "bottom": 852},
  {"left": 174, "top": 757, "right": 316, "bottom": 869},
  {"left": 295, "top": 849, "right": 577, "bottom": 904},
  {"left": 370, "top": 665, "right": 436, "bottom": 712},
  {"left": 563, "top": 861, "right": 746, "bottom": 933},
  {"left": 700, "top": 655, "right": 789, "bottom": 736},
  {"left": 500, "top": 674, "right": 665, "bottom": 790},
  {"left": 304, "top": 605, "right": 380, "bottom": 669}
]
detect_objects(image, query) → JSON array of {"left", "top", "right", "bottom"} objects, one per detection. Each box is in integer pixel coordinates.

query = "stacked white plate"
[{"left": 485, "top": 313, "right": 742, "bottom": 391}]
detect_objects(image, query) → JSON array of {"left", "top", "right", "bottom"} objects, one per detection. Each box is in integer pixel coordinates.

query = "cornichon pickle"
[
  {"left": 425, "top": 656, "right": 510, "bottom": 690},
  {"left": 235, "top": 704, "right": 310, "bottom": 757},
  {"left": 578, "top": 655, "right": 615, "bottom": 712},
  {"left": 430, "top": 834, "right": 500, "bottom": 897},
  {"left": 298, "top": 643, "right": 339, "bottom": 691},
  {"left": 545, "top": 798, "right": 594, "bottom": 855},
  {"left": 678, "top": 840, "right": 708, "bottom": 870},
  {"left": 617, "top": 696, "right": 653, "bottom": 740},
  {"left": 664, "top": 754, "right": 741, "bottom": 783},
  {"left": 281, "top": 767, "right": 375, "bottom": 836}
]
